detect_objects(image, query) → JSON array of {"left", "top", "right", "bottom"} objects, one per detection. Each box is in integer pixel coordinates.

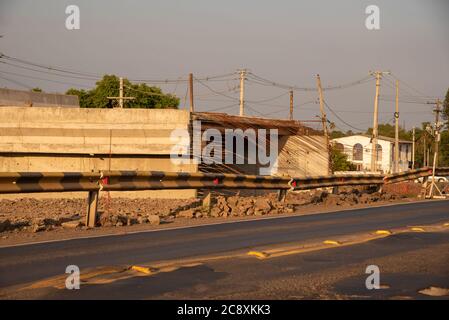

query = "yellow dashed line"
[
  {"left": 375, "top": 230, "right": 392, "bottom": 235},
  {"left": 247, "top": 251, "right": 269, "bottom": 259},
  {"left": 410, "top": 227, "right": 425, "bottom": 232},
  {"left": 131, "top": 265, "right": 152, "bottom": 275},
  {"left": 323, "top": 240, "right": 341, "bottom": 245},
  {"left": 443, "top": 223, "right": 449, "bottom": 227}
]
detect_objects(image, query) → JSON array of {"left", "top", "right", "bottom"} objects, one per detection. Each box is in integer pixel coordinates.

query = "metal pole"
[
  {"left": 371, "top": 72, "right": 381, "bottom": 172},
  {"left": 412, "top": 127, "right": 415, "bottom": 169},
  {"left": 189, "top": 73, "right": 194, "bottom": 113},
  {"left": 394, "top": 80, "right": 399, "bottom": 172},
  {"left": 119, "top": 77, "right": 124, "bottom": 108},
  {"left": 86, "top": 190, "right": 99, "bottom": 228},
  {"left": 434, "top": 99, "right": 441, "bottom": 167},
  {"left": 289, "top": 90, "right": 294, "bottom": 120},
  {"left": 239, "top": 69, "right": 246, "bottom": 116},
  {"left": 424, "top": 134, "right": 427, "bottom": 167},
  {"left": 316, "top": 74, "right": 331, "bottom": 175}
]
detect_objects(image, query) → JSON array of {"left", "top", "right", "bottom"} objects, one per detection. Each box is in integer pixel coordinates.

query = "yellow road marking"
[
  {"left": 247, "top": 251, "right": 269, "bottom": 259},
  {"left": 410, "top": 227, "right": 425, "bottom": 232},
  {"left": 375, "top": 230, "right": 392, "bottom": 235},
  {"left": 131, "top": 266, "right": 152, "bottom": 275},
  {"left": 323, "top": 240, "right": 341, "bottom": 245}
]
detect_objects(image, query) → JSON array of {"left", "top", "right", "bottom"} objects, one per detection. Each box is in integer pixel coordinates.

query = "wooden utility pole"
[
  {"left": 394, "top": 79, "right": 400, "bottom": 172},
  {"left": 189, "top": 73, "right": 194, "bottom": 113},
  {"left": 107, "top": 76, "right": 135, "bottom": 108},
  {"left": 289, "top": 90, "right": 294, "bottom": 120},
  {"left": 316, "top": 74, "right": 331, "bottom": 174},
  {"left": 427, "top": 111, "right": 443, "bottom": 198},
  {"left": 412, "top": 127, "right": 415, "bottom": 169},
  {"left": 423, "top": 134, "right": 427, "bottom": 166},
  {"left": 427, "top": 99, "right": 442, "bottom": 167},
  {"left": 238, "top": 69, "right": 247, "bottom": 116},
  {"left": 369, "top": 71, "right": 390, "bottom": 172}
]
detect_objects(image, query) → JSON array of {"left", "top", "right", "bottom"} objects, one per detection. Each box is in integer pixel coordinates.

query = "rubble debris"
[{"left": 0, "top": 186, "right": 415, "bottom": 234}]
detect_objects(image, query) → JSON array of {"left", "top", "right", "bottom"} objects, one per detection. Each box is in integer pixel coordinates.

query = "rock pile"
[
  {"left": 0, "top": 187, "right": 409, "bottom": 234},
  {"left": 304, "top": 189, "right": 403, "bottom": 207},
  {"left": 176, "top": 195, "right": 295, "bottom": 219}
]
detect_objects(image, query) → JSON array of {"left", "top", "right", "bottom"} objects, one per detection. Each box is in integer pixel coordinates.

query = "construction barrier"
[{"left": 0, "top": 167, "right": 447, "bottom": 227}]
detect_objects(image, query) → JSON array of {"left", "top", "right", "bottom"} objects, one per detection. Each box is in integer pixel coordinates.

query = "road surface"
[{"left": 0, "top": 200, "right": 448, "bottom": 299}]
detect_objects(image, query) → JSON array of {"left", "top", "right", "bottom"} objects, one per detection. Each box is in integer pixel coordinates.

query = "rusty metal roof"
[{"left": 192, "top": 112, "right": 322, "bottom": 136}]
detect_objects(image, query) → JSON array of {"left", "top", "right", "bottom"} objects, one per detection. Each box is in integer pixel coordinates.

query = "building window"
[
  {"left": 376, "top": 144, "right": 382, "bottom": 161},
  {"left": 334, "top": 143, "right": 344, "bottom": 153},
  {"left": 405, "top": 144, "right": 409, "bottom": 160},
  {"left": 353, "top": 143, "right": 363, "bottom": 161}
]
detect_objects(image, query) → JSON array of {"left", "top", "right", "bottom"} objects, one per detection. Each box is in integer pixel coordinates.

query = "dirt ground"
[{"left": 0, "top": 181, "right": 444, "bottom": 246}]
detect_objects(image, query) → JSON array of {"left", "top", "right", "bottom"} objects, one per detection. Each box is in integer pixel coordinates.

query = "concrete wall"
[
  {"left": 0, "top": 107, "right": 197, "bottom": 199},
  {"left": 0, "top": 88, "right": 79, "bottom": 108}
]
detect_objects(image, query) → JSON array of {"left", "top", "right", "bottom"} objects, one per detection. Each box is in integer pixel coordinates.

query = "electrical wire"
[{"left": 247, "top": 72, "right": 373, "bottom": 92}]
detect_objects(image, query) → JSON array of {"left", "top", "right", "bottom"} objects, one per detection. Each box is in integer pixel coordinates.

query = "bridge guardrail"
[{"left": 0, "top": 167, "right": 447, "bottom": 227}]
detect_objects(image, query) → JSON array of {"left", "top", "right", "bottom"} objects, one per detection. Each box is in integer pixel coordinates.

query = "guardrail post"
[
  {"left": 202, "top": 192, "right": 212, "bottom": 214},
  {"left": 277, "top": 189, "right": 287, "bottom": 202},
  {"left": 86, "top": 190, "right": 99, "bottom": 228}
]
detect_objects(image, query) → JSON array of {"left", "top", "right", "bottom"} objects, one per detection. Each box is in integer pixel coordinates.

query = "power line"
[
  {"left": 0, "top": 75, "right": 32, "bottom": 90},
  {"left": 323, "top": 100, "right": 365, "bottom": 132},
  {"left": 194, "top": 77, "right": 239, "bottom": 101},
  {"left": 0, "top": 69, "right": 93, "bottom": 88},
  {"left": 247, "top": 72, "right": 373, "bottom": 92},
  {"left": 0, "top": 60, "right": 101, "bottom": 81},
  {"left": 0, "top": 52, "right": 102, "bottom": 79}
]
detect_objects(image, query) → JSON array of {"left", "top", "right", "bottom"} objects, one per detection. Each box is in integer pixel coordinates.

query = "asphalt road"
[{"left": 0, "top": 200, "right": 448, "bottom": 293}]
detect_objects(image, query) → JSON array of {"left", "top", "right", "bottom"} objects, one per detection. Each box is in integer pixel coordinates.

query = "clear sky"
[{"left": 0, "top": 0, "right": 448, "bottom": 131}]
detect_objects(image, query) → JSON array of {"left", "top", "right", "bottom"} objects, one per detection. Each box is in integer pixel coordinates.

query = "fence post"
[
  {"left": 86, "top": 190, "right": 99, "bottom": 228},
  {"left": 277, "top": 189, "right": 287, "bottom": 202},
  {"left": 202, "top": 192, "right": 212, "bottom": 214}
]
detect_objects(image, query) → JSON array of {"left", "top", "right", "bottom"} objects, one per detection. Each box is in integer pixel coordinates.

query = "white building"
[{"left": 332, "top": 134, "right": 413, "bottom": 173}]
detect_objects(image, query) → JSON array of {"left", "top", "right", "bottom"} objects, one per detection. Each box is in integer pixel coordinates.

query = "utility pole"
[
  {"left": 119, "top": 77, "right": 124, "bottom": 108},
  {"left": 423, "top": 133, "right": 427, "bottom": 167},
  {"left": 369, "top": 71, "right": 390, "bottom": 172},
  {"left": 107, "top": 76, "right": 135, "bottom": 108},
  {"left": 238, "top": 69, "right": 247, "bottom": 116},
  {"left": 427, "top": 99, "right": 442, "bottom": 167},
  {"left": 316, "top": 74, "right": 331, "bottom": 174},
  {"left": 394, "top": 79, "right": 400, "bottom": 172},
  {"left": 412, "top": 127, "right": 415, "bottom": 169},
  {"left": 189, "top": 73, "right": 194, "bottom": 113},
  {"left": 426, "top": 104, "right": 443, "bottom": 199},
  {"left": 289, "top": 90, "right": 294, "bottom": 120}
]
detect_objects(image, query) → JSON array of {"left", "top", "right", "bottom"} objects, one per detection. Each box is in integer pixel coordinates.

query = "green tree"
[
  {"left": 66, "top": 75, "right": 179, "bottom": 109},
  {"left": 330, "top": 145, "right": 356, "bottom": 172},
  {"left": 443, "top": 87, "right": 449, "bottom": 127},
  {"left": 366, "top": 123, "right": 411, "bottom": 140},
  {"left": 31, "top": 87, "right": 42, "bottom": 92}
]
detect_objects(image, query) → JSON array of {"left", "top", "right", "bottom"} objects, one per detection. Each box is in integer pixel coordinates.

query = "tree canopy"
[
  {"left": 443, "top": 87, "right": 449, "bottom": 127},
  {"left": 66, "top": 75, "right": 179, "bottom": 109}
]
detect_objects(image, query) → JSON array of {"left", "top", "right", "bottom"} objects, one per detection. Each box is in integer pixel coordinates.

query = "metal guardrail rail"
[
  {"left": 0, "top": 167, "right": 447, "bottom": 227},
  {"left": 289, "top": 173, "right": 384, "bottom": 190},
  {"left": 100, "top": 171, "right": 291, "bottom": 191}
]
